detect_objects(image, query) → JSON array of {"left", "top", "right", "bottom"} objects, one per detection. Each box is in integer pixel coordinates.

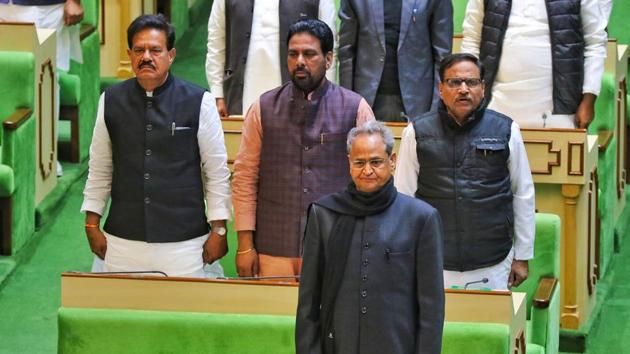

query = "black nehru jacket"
[{"left": 103, "top": 75, "right": 209, "bottom": 243}]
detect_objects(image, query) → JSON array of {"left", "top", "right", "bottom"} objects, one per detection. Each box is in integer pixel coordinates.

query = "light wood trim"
[
  {"left": 597, "top": 130, "right": 614, "bottom": 151},
  {"left": 533, "top": 277, "right": 558, "bottom": 309},
  {"left": 522, "top": 128, "right": 587, "bottom": 133},
  {"left": 61, "top": 272, "right": 299, "bottom": 287},
  {"left": 2, "top": 108, "right": 33, "bottom": 130},
  {"left": 38, "top": 59, "right": 55, "bottom": 180},
  {"left": 523, "top": 139, "right": 561, "bottom": 175},
  {"left": 568, "top": 141, "right": 584, "bottom": 176}
]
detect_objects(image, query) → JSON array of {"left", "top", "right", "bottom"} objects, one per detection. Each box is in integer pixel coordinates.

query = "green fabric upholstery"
[
  {"left": 58, "top": 308, "right": 297, "bottom": 354},
  {"left": 81, "top": 0, "right": 98, "bottom": 27},
  {"left": 218, "top": 221, "right": 238, "bottom": 277},
  {"left": 58, "top": 307, "right": 513, "bottom": 354},
  {"left": 452, "top": 0, "right": 469, "bottom": 35},
  {"left": 442, "top": 322, "right": 510, "bottom": 354},
  {"left": 170, "top": 0, "right": 191, "bottom": 42},
  {"left": 591, "top": 73, "right": 616, "bottom": 132},
  {"left": 512, "top": 213, "right": 561, "bottom": 354},
  {"left": 0, "top": 164, "right": 15, "bottom": 197},
  {"left": 527, "top": 343, "right": 545, "bottom": 354},
  {"left": 58, "top": 70, "right": 81, "bottom": 106},
  {"left": 0, "top": 51, "right": 37, "bottom": 254}
]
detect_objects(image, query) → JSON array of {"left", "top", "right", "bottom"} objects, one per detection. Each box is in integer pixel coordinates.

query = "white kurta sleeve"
[
  {"left": 205, "top": 0, "right": 226, "bottom": 98},
  {"left": 319, "top": 0, "right": 337, "bottom": 83},
  {"left": 198, "top": 92, "right": 232, "bottom": 222},
  {"left": 81, "top": 93, "right": 112, "bottom": 215},
  {"left": 461, "top": 0, "right": 484, "bottom": 57},
  {"left": 508, "top": 122, "right": 536, "bottom": 260},
  {"left": 581, "top": 0, "right": 607, "bottom": 95},
  {"left": 394, "top": 123, "right": 420, "bottom": 197}
]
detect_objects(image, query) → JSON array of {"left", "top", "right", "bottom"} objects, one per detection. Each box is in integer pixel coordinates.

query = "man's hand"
[
  {"left": 85, "top": 211, "right": 106, "bottom": 259},
  {"left": 203, "top": 221, "right": 228, "bottom": 264},
  {"left": 575, "top": 93, "right": 597, "bottom": 129},
  {"left": 508, "top": 260, "right": 529, "bottom": 288},
  {"left": 63, "top": 0, "right": 84, "bottom": 26},
  {"left": 236, "top": 230, "right": 258, "bottom": 277},
  {"left": 216, "top": 98, "right": 228, "bottom": 118},
  {"left": 86, "top": 227, "right": 107, "bottom": 260}
]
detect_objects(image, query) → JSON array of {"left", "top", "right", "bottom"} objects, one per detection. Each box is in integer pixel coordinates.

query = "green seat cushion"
[
  {"left": 58, "top": 70, "right": 81, "bottom": 106},
  {"left": 527, "top": 343, "right": 545, "bottom": 354},
  {"left": 442, "top": 322, "right": 510, "bottom": 354},
  {"left": 58, "top": 121, "right": 71, "bottom": 144},
  {"left": 0, "top": 164, "right": 14, "bottom": 197},
  {"left": 58, "top": 308, "right": 296, "bottom": 354}
]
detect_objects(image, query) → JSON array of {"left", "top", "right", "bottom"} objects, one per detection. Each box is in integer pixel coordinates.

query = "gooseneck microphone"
[{"left": 464, "top": 277, "right": 489, "bottom": 290}]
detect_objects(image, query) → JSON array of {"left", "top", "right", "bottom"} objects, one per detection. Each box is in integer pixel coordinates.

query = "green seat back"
[{"left": 513, "top": 213, "right": 561, "bottom": 318}]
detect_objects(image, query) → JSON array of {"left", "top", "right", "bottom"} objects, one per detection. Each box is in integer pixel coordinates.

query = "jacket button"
[
  {"left": 361, "top": 306, "right": 367, "bottom": 314},
  {"left": 146, "top": 101, "right": 152, "bottom": 108},
  {"left": 303, "top": 188, "right": 309, "bottom": 193},
  {"left": 144, "top": 173, "right": 150, "bottom": 180},
  {"left": 361, "top": 290, "right": 367, "bottom": 298},
  {"left": 303, "top": 145, "right": 310, "bottom": 151},
  {"left": 362, "top": 275, "right": 367, "bottom": 281},
  {"left": 146, "top": 124, "right": 153, "bottom": 132},
  {"left": 145, "top": 149, "right": 152, "bottom": 156},
  {"left": 363, "top": 259, "right": 368, "bottom": 266},
  {"left": 144, "top": 197, "right": 151, "bottom": 204},
  {"left": 364, "top": 242, "right": 370, "bottom": 249}
]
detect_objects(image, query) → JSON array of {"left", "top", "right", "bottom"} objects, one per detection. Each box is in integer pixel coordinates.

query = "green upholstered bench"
[
  {"left": 0, "top": 51, "right": 37, "bottom": 255},
  {"left": 58, "top": 307, "right": 512, "bottom": 354}
]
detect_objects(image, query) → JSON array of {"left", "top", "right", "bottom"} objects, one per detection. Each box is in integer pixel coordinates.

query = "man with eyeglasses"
[
  {"left": 395, "top": 53, "right": 535, "bottom": 290},
  {"left": 296, "top": 120, "right": 444, "bottom": 354}
]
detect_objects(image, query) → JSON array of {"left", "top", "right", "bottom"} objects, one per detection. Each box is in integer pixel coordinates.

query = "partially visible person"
[
  {"left": 296, "top": 120, "right": 445, "bottom": 354},
  {"left": 461, "top": 0, "right": 607, "bottom": 128},
  {"left": 205, "top": 0, "right": 337, "bottom": 117},
  {"left": 395, "top": 53, "right": 535, "bottom": 290},
  {"left": 231, "top": 19, "right": 374, "bottom": 278},
  {"left": 0, "top": 0, "right": 85, "bottom": 176},
  {"left": 82, "top": 14, "right": 231, "bottom": 278},
  {"left": 338, "top": 0, "right": 452, "bottom": 122},
  {"left": 0, "top": 0, "right": 83, "bottom": 71}
]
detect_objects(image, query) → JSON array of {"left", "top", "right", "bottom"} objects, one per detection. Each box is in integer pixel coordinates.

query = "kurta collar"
[
  {"left": 135, "top": 72, "right": 174, "bottom": 97},
  {"left": 290, "top": 78, "right": 330, "bottom": 101},
  {"left": 438, "top": 99, "right": 486, "bottom": 132}
]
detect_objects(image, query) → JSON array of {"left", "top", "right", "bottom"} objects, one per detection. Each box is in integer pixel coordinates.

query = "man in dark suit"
[
  {"left": 296, "top": 120, "right": 445, "bottom": 354},
  {"left": 338, "top": 0, "right": 453, "bottom": 122}
]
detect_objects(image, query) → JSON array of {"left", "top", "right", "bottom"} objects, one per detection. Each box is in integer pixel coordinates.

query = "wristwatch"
[{"left": 213, "top": 226, "right": 227, "bottom": 236}]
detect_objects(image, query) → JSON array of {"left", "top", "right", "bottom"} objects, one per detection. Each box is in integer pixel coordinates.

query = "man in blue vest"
[
  {"left": 395, "top": 53, "right": 536, "bottom": 290},
  {"left": 81, "top": 14, "right": 231, "bottom": 277}
]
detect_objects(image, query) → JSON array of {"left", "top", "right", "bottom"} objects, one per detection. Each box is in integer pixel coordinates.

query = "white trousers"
[
  {"left": 443, "top": 247, "right": 515, "bottom": 290},
  {"left": 90, "top": 233, "right": 223, "bottom": 278}
]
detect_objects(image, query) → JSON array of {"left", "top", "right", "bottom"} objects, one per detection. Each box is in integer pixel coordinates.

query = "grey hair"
[{"left": 346, "top": 120, "right": 395, "bottom": 156}]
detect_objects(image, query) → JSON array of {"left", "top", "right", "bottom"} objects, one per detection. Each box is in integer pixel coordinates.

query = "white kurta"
[
  {"left": 205, "top": 0, "right": 337, "bottom": 114},
  {"left": 461, "top": 0, "right": 607, "bottom": 128}
]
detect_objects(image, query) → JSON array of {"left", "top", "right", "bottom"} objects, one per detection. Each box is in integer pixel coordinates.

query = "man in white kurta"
[
  {"left": 461, "top": 0, "right": 607, "bottom": 128},
  {"left": 205, "top": 0, "right": 337, "bottom": 116}
]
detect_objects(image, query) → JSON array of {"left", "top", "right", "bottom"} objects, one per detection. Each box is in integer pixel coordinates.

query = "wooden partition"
[
  {"left": 61, "top": 273, "right": 527, "bottom": 353},
  {"left": 0, "top": 23, "right": 57, "bottom": 204},
  {"left": 521, "top": 129, "right": 598, "bottom": 330}
]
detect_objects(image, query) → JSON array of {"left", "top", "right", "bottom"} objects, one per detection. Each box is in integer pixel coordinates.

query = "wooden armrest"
[
  {"left": 3, "top": 108, "right": 33, "bottom": 130},
  {"left": 598, "top": 130, "right": 613, "bottom": 152},
  {"left": 80, "top": 24, "right": 96, "bottom": 41},
  {"left": 533, "top": 277, "right": 558, "bottom": 309}
]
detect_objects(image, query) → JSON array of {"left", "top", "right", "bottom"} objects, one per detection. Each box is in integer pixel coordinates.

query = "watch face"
[{"left": 215, "top": 226, "right": 227, "bottom": 236}]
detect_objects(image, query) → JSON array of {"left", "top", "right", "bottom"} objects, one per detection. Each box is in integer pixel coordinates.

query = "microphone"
[
  {"left": 464, "top": 277, "right": 489, "bottom": 290},
  {"left": 217, "top": 275, "right": 301, "bottom": 281}
]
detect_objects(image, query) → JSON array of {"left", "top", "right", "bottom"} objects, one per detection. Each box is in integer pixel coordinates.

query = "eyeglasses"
[
  {"left": 351, "top": 158, "right": 387, "bottom": 170},
  {"left": 443, "top": 78, "right": 483, "bottom": 88}
]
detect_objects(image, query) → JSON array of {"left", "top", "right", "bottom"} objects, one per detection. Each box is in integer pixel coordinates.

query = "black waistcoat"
[
  {"left": 224, "top": 0, "right": 320, "bottom": 115},
  {"left": 103, "top": 75, "right": 209, "bottom": 243},
  {"left": 413, "top": 103, "right": 514, "bottom": 271},
  {"left": 479, "top": 0, "right": 584, "bottom": 114}
]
